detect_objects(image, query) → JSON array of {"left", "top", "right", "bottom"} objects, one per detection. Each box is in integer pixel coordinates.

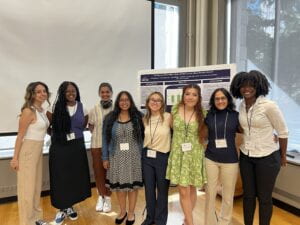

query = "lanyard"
[
  {"left": 183, "top": 106, "right": 195, "bottom": 141},
  {"left": 246, "top": 105, "right": 255, "bottom": 136},
  {"left": 214, "top": 112, "right": 228, "bottom": 139},
  {"left": 149, "top": 116, "right": 160, "bottom": 145}
]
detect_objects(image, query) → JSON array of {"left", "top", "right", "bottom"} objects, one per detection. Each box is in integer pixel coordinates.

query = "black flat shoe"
[
  {"left": 125, "top": 214, "right": 135, "bottom": 225},
  {"left": 115, "top": 212, "right": 127, "bottom": 224},
  {"left": 141, "top": 219, "right": 155, "bottom": 225}
]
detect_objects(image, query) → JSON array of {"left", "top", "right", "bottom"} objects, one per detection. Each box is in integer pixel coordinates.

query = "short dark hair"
[
  {"left": 98, "top": 82, "right": 113, "bottom": 93},
  {"left": 230, "top": 70, "right": 270, "bottom": 99},
  {"left": 209, "top": 88, "right": 235, "bottom": 113}
]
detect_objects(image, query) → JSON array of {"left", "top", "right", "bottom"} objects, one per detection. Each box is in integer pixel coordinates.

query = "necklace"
[{"left": 33, "top": 105, "right": 43, "bottom": 112}]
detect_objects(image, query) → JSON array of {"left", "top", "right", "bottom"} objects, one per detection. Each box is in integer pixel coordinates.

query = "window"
[
  {"left": 230, "top": 0, "right": 300, "bottom": 152},
  {"left": 154, "top": 0, "right": 187, "bottom": 69}
]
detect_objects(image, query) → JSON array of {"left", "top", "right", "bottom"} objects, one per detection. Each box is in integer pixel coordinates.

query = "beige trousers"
[
  {"left": 204, "top": 158, "right": 239, "bottom": 225},
  {"left": 17, "top": 139, "right": 44, "bottom": 225}
]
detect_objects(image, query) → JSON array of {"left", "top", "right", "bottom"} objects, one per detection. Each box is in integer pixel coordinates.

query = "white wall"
[{"left": 0, "top": 0, "right": 151, "bottom": 133}]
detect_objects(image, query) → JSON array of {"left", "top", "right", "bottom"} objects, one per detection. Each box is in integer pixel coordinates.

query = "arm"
[
  {"left": 88, "top": 108, "right": 95, "bottom": 133},
  {"left": 10, "top": 109, "right": 35, "bottom": 171},
  {"left": 169, "top": 113, "right": 173, "bottom": 129},
  {"left": 84, "top": 115, "right": 89, "bottom": 129},
  {"left": 46, "top": 111, "right": 53, "bottom": 135},
  {"left": 278, "top": 138, "right": 288, "bottom": 166},
  {"left": 265, "top": 102, "right": 289, "bottom": 166},
  {"left": 102, "top": 118, "right": 109, "bottom": 169}
]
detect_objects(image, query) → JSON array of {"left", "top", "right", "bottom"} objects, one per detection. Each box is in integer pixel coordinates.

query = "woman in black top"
[{"left": 203, "top": 88, "right": 240, "bottom": 225}]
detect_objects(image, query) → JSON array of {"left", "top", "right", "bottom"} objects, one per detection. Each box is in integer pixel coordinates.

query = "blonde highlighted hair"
[
  {"left": 21, "top": 81, "right": 50, "bottom": 112},
  {"left": 144, "top": 92, "right": 165, "bottom": 125}
]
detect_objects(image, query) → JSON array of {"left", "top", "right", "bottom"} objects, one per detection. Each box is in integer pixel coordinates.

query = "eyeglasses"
[
  {"left": 149, "top": 98, "right": 162, "bottom": 104},
  {"left": 214, "top": 96, "right": 227, "bottom": 102},
  {"left": 119, "top": 99, "right": 130, "bottom": 103}
]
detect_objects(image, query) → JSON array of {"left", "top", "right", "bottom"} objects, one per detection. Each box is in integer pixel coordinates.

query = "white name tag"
[
  {"left": 181, "top": 143, "right": 192, "bottom": 152},
  {"left": 147, "top": 149, "right": 157, "bottom": 158},
  {"left": 215, "top": 139, "right": 227, "bottom": 148},
  {"left": 66, "top": 132, "right": 75, "bottom": 141},
  {"left": 120, "top": 143, "right": 129, "bottom": 151}
]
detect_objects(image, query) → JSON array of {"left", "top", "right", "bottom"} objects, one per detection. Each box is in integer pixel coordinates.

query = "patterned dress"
[
  {"left": 106, "top": 120, "right": 143, "bottom": 191},
  {"left": 166, "top": 104, "right": 207, "bottom": 187}
]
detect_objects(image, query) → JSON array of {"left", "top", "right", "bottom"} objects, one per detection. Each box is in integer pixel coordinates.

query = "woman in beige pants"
[
  {"left": 10, "top": 82, "right": 50, "bottom": 225},
  {"left": 203, "top": 88, "right": 240, "bottom": 225}
]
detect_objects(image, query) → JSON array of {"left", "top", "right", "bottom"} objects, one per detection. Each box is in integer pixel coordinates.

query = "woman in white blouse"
[{"left": 230, "top": 70, "right": 288, "bottom": 225}]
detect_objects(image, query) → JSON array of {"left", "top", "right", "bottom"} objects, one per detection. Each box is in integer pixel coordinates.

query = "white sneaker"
[
  {"left": 96, "top": 196, "right": 104, "bottom": 212},
  {"left": 103, "top": 196, "right": 112, "bottom": 213}
]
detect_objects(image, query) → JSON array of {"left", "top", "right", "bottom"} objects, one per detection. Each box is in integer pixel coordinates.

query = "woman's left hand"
[
  {"left": 10, "top": 158, "right": 19, "bottom": 171},
  {"left": 281, "top": 156, "right": 287, "bottom": 167}
]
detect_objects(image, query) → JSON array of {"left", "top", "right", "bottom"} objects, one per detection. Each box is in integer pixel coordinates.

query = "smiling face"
[
  {"left": 99, "top": 86, "right": 112, "bottom": 101},
  {"left": 214, "top": 90, "right": 228, "bottom": 110},
  {"left": 148, "top": 93, "right": 163, "bottom": 113},
  {"left": 240, "top": 83, "right": 256, "bottom": 100},
  {"left": 33, "top": 84, "right": 48, "bottom": 105},
  {"left": 65, "top": 84, "right": 77, "bottom": 104},
  {"left": 119, "top": 93, "right": 131, "bottom": 111},
  {"left": 183, "top": 88, "right": 199, "bottom": 108}
]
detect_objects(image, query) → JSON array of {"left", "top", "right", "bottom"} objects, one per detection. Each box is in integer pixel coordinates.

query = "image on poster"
[{"left": 138, "top": 64, "right": 236, "bottom": 111}]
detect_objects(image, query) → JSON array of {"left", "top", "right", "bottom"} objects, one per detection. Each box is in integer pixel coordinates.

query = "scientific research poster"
[{"left": 138, "top": 64, "right": 236, "bottom": 111}]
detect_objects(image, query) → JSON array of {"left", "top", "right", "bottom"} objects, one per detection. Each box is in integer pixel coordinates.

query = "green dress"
[{"left": 166, "top": 104, "right": 207, "bottom": 187}]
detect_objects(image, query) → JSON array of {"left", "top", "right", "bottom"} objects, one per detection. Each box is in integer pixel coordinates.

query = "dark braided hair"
[
  {"left": 104, "top": 91, "right": 144, "bottom": 146},
  {"left": 230, "top": 70, "right": 270, "bottom": 99},
  {"left": 51, "top": 81, "right": 81, "bottom": 142}
]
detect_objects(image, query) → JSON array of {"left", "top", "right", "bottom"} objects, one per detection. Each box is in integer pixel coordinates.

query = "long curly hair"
[
  {"left": 104, "top": 91, "right": 144, "bottom": 146},
  {"left": 21, "top": 81, "right": 50, "bottom": 112},
  {"left": 179, "top": 84, "right": 205, "bottom": 138},
  {"left": 230, "top": 70, "right": 270, "bottom": 99},
  {"left": 51, "top": 81, "right": 81, "bottom": 142}
]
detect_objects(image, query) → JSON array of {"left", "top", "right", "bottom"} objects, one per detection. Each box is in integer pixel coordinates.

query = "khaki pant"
[
  {"left": 17, "top": 139, "right": 44, "bottom": 225},
  {"left": 204, "top": 158, "right": 239, "bottom": 225}
]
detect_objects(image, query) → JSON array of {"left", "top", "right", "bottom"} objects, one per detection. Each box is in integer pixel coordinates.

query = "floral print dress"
[{"left": 166, "top": 104, "right": 207, "bottom": 187}]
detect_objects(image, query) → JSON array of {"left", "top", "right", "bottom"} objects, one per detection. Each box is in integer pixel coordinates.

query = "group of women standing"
[{"left": 11, "top": 69, "right": 288, "bottom": 225}]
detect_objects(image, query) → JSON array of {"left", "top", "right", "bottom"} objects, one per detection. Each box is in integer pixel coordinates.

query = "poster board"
[{"left": 138, "top": 64, "right": 236, "bottom": 111}]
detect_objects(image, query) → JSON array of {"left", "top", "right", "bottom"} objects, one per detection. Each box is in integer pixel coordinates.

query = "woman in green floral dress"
[{"left": 166, "top": 84, "right": 206, "bottom": 225}]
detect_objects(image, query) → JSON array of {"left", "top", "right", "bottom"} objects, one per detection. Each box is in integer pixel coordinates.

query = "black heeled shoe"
[
  {"left": 125, "top": 214, "right": 135, "bottom": 225},
  {"left": 115, "top": 212, "right": 127, "bottom": 224}
]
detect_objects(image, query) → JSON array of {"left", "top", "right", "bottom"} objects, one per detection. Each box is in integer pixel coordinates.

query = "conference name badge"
[
  {"left": 181, "top": 143, "right": 192, "bottom": 152},
  {"left": 66, "top": 132, "right": 75, "bottom": 141},
  {"left": 215, "top": 139, "right": 227, "bottom": 148},
  {"left": 147, "top": 149, "right": 157, "bottom": 158},
  {"left": 120, "top": 143, "right": 129, "bottom": 151}
]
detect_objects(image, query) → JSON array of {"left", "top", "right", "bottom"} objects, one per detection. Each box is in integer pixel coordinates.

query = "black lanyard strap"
[{"left": 183, "top": 106, "right": 195, "bottom": 141}]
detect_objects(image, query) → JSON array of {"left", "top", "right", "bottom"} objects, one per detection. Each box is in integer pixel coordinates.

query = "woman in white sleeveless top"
[{"left": 10, "top": 82, "right": 50, "bottom": 225}]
